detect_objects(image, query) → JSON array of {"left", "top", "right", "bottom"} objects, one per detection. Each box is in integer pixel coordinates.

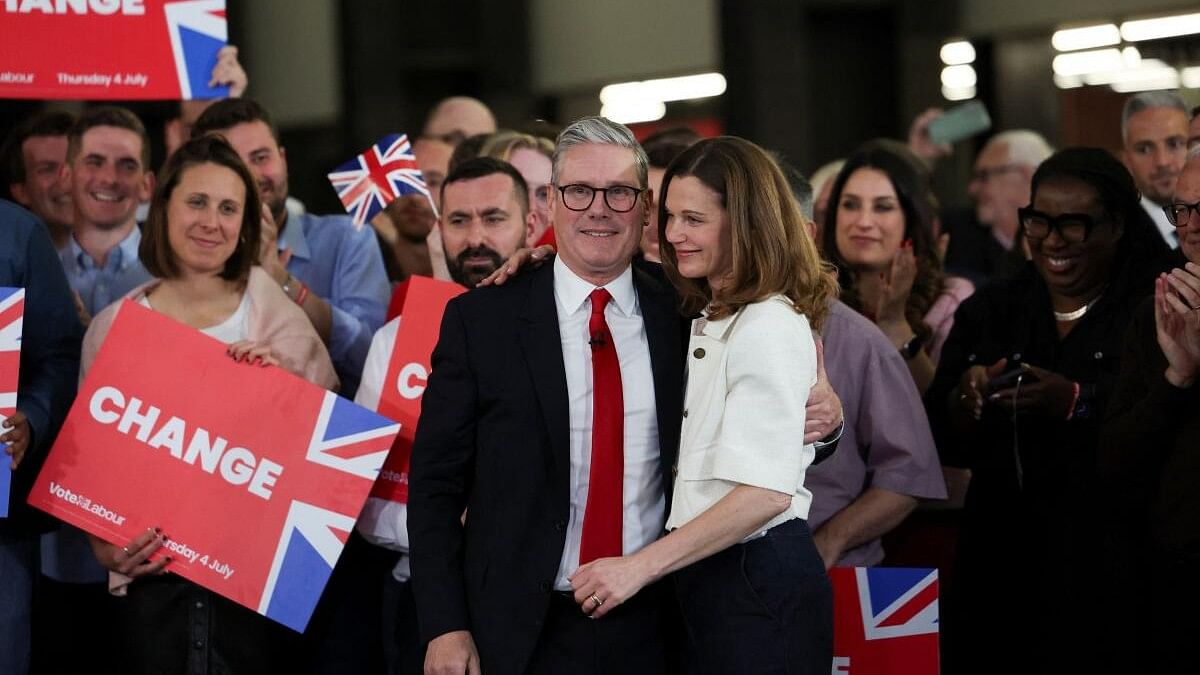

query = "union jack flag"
[
  {"left": 327, "top": 134, "right": 434, "bottom": 229},
  {"left": 830, "top": 567, "right": 940, "bottom": 674},
  {"left": 0, "top": 287, "right": 24, "bottom": 518},
  {"left": 258, "top": 391, "right": 400, "bottom": 631}
]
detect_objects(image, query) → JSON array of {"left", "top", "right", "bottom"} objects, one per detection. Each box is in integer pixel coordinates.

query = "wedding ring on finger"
[{"left": 589, "top": 593, "right": 604, "bottom": 609}]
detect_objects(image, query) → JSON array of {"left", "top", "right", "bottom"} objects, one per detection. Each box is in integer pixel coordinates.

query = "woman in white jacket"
[{"left": 570, "top": 136, "right": 838, "bottom": 674}]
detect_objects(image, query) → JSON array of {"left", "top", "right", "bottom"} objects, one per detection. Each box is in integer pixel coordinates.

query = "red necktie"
[{"left": 579, "top": 288, "right": 624, "bottom": 564}]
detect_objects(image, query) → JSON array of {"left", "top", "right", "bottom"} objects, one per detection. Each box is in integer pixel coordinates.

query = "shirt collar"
[
  {"left": 553, "top": 256, "right": 638, "bottom": 318},
  {"left": 1142, "top": 195, "right": 1177, "bottom": 244},
  {"left": 277, "top": 212, "right": 312, "bottom": 261},
  {"left": 69, "top": 225, "right": 141, "bottom": 272}
]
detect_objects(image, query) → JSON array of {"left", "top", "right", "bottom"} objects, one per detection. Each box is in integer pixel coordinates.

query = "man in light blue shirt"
[
  {"left": 192, "top": 98, "right": 387, "bottom": 398},
  {"left": 45, "top": 107, "right": 154, "bottom": 603},
  {"left": 58, "top": 106, "right": 154, "bottom": 318}
]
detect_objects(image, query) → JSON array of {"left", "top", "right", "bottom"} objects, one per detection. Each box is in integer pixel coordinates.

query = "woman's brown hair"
[
  {"left": 658, "top": 136, "right": 838, "bottom": 329},
  {"left": 140, "top": 134, "right": 262, "bottom": 283}
]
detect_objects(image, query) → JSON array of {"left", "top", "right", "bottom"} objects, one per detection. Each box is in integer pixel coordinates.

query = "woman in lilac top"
[{"left": 822, "top": 141, "right": 974, "bottom": 393}]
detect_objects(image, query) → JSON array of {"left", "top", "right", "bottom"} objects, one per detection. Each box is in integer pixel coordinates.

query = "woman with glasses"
[
  {"left": 568, "top": 136, "right": 837, "bottom": 674},
  {"left": 1099, "top": 153, "right": 1200, "bottom": 672},
  {"left": 822, "top": 141, "right": 974, "bottom": 394},
  {"left": 928, "top": 148, "right": 1167, "bottom": 672}
]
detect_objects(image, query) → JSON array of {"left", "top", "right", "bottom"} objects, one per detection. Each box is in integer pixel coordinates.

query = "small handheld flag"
[{"left": 328, "top": 134, "right": 435, "bottom": 229}]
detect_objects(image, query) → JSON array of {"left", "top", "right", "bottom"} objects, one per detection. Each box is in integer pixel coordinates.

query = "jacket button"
[
  {"left": 682, "top": 409, "right": 688, "bottom": 418},
  {"left": 1094, "top": 351, "right": 1103, "bottom": 359},
  {"left": 539, "top": 580, "right": 551, "bottom": 592},
  {"left": 693, "top": 348, "right": 705, "bottom": 359},
  {"left": 553, "top": 520, "right": 566, "bottom": 532}
]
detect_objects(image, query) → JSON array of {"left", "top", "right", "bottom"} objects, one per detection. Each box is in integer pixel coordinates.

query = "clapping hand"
[
  {"left": 1155, "top": 263, "right": 1200, "bottom": 388},
  {"left": 874, "top": 240, "right": 917, "bottom": 332}
]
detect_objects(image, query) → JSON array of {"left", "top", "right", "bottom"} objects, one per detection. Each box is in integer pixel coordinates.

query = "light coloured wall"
[
  {"left": 240, "top": 0, "right": 341, "bottom": 127},
  {"left": 530, "top": 0, "right": 719, "bottom": 93}
]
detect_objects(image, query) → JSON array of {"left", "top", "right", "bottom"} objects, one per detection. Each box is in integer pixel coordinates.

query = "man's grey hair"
[
  {"left": 988, "top": 130, "right": 1053, "bottom": 169},
  {"left": 552, "top": 116, "right": 648, "bottom": 189},
  {"left": 1121, "top": 90, "right": 1188, "bottom": 142}
]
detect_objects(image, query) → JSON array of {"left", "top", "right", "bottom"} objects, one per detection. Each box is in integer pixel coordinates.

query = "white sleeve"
[{"left": 354, "top": 316, "right": 401, "bottom": 411}]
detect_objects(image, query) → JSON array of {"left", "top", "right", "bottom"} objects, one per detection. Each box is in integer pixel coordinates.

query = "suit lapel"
[
  {"left": 518, "top": 264, "right": 572, "bottom": 491},
  {"left": 633, "top": 264, "right": 686, "bottom": 490}
]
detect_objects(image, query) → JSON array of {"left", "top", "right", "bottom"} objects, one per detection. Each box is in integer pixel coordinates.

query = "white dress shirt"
[
  {"left": 552, "top": 257, "right": 663, "bottom": 590},
  {"left": 666, "top": 295, "right": 816, "bottom": 534},
  {"left": 1142, "top": 195, "right": 1178, "bottom": 248}
]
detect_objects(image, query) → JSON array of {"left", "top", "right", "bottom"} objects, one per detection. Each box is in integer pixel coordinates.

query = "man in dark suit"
[{"left": 410, "top": 117, "right": 841, "bottom": 675}]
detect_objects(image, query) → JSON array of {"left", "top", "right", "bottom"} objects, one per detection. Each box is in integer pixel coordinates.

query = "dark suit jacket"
[{"left": 408, "top": 260, "right": 685, "bottom": 674}]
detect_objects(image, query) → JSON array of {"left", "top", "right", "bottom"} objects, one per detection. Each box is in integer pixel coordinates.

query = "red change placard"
[
  {"left": 0, "top": 0, "right": 229, "bottom": 100},
  {"left": 370, "top": 276, "right": 464, "bottom": 503},
  {"left": 29, "top": 301, "right": 399, "bottom": 631}
]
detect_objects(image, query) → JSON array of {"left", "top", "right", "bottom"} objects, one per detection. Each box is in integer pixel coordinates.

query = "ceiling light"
[
  {"left": 940, "top": 64, "right": 977, "bottom": 89},
  {"left": 941, "top": 85, "right": 976, "bottom": 101},
  {"left": 1120, "top": 12, "right": 1200, "bottom": 42},
  {"left": 599, "top": 72, "right": 726, "bottom": 106},
  {"left": 939, "top": 41, "right": 976, "bottom": 65},
  {"left": 600, "top": 100, "right": 666, "bottom": 125},
  {"left": 1052, "top": 48, "right": 1124, "bottom": 76},
  {"left": 1051, "top": 24, "right": 1120, "bottom": 52}
]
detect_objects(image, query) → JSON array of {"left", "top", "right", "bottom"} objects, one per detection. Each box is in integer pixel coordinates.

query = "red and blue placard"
[
  {"left": 28, "top": 301, "right": 400, "bottom": 631},
  {"left": 0, "top": 288, "right": 24, "bottom": 518},
  {"left": 830, "top": 567, "right": 940, "bottom": 675},
  {"left": 0, "top": 0, "right": 229, "bottom": 100}
]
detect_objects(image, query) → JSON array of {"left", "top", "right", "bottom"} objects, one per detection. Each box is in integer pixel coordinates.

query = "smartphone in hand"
[{"left": 928, "top": 100, "right": 992, "bottom": 145}]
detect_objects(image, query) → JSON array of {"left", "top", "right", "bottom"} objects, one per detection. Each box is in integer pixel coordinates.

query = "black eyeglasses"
[
  {"left": 1018, "top": 206, "right": 1106, "bottom": 244},
  {"left": 1164, "top": 200, "right": 1200, "bottom": 228},
  {"left": 557, "top": 184, "right": 644, "bottom": 213}
]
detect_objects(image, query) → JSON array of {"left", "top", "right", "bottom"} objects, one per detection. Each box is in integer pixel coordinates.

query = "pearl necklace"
[{"left": 1053, "top": 295, "right": 1101, "bottom": 322}]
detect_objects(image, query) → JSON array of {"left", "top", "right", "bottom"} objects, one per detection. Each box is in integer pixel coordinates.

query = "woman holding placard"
[{"left": 81, "top": 134, "right": 335, "bottom": 671}]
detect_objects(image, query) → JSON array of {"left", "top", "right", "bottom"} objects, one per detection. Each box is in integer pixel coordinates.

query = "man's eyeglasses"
[
  {"left": 1018, "top": 206, "right": 1105, "bottom": 244},
  {"left": 557, "top": 184, "right": 644, "bottom": 213},
  {"left": 1164, "top": 200, "right": 1200, "bottom": 228},
  {"left": 970, "top": 164, "right": 1022, "bottom": 183}
]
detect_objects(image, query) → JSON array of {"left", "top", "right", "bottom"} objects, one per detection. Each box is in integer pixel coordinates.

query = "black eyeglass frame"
[
  {"left": 1017, "top": 206, "right": 1106, "bottom": 244},
  {"left": 556, "top": 183, "right": 646, "bottom": 213},
  {"left": 1164, "top": 200, "right": 1200, "bottom": 228}
]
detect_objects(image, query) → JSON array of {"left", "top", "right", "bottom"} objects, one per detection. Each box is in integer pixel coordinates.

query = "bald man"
[{"left": 422, "top": 96, "right": 497, "bottom": 147}]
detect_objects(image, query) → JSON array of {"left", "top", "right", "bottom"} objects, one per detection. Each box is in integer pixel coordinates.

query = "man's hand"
[
  {"left": 1, "top": 411, "right": 30, "bottom": 469},
  {"left": 812, "top": 526, "right": 845, "bottom": 571},
  {"left": 425, "top": 630, "right": 481, "bottom": 675},
  {"left": 258, "top": 204, "right": 292, "bottom": 286},
  {"left": 1157, "top": 266, "right": 1200, "bottom": 388},
  {"left": 209, "top": 45, "right": 248, "bottom": 97},
  {"left": 907, "top": 108, "right": 952, "bottom": 163},
  {"left": 804, "top": 339, "right": 843, "bottom": 444},
  {"left": 477, "top": 245, "right": 556, "bottom": 287},
  {"left": 90, "top": 528, "right": 170, "bottom": 578}
]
